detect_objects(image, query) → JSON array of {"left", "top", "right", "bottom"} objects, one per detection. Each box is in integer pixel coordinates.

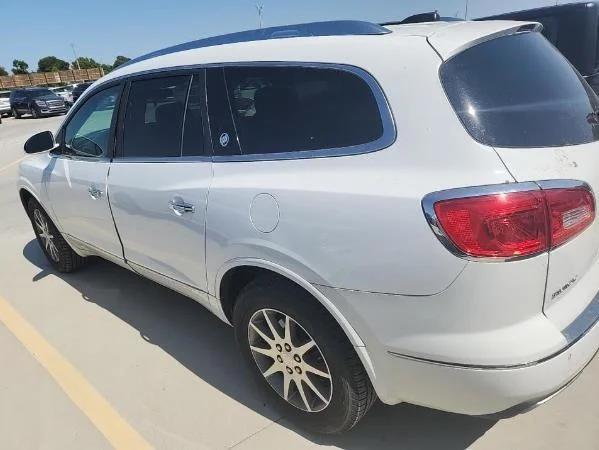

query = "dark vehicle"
[
  {"left": 480, "top": 2, "right": 599, "bottom": 93},
  {"left": 71, "top": 82, "right": 93, "bottom": 103},
  {"left": 10, "top": 88, "right": 68, "bottom": 119}
]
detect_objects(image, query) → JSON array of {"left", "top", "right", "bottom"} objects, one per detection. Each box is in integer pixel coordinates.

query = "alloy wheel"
[
  {"left": 33, "top": 209, "right": 59, "bottom": 262},
  {"left": 248, "top": 308, "right": 333, "bottom": 412}
]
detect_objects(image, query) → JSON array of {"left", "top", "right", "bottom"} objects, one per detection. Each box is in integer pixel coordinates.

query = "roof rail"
[
  {"left": 120, "top": 20, "right": 390, "bottom": 69},
  {"left": 381, "top": 11, "right": 463, "bottom": 26}
]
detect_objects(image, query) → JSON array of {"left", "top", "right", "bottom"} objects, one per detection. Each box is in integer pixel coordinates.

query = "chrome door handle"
[
  {"left": 169, "top": 199, "right": 195, "bottom": 215},
  {"left": 88, "top": 185, "right": 103, "bottom": 199}
]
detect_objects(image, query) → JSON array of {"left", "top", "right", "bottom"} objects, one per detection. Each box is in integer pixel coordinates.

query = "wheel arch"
[
  {"left": 215, "top": 258, "right": 367, "bottom": 349},
  {"left": 19, "top": 187, "right": 40, "bottom": 212}
]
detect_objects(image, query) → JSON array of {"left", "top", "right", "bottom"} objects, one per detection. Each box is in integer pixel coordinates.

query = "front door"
[
  {"left": 45, "top": 83, "right": 123, "bottom": 259},
  {"left": 107, "top": 72, "right": 212, "bottom": 299}
]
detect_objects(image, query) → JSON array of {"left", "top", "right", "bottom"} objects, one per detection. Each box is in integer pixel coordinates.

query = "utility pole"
[
  {"left": 70, "top": 43, "right": 81, "bottom": 70},
  {"left": 256, "top": 4, "right": 264, "bottom": 29},
  {"left": 464, "top": 0, "right": 469, "bottom": 19}
]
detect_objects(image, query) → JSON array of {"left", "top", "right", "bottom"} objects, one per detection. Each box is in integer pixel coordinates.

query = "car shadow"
[{"left": 23, "top": 239, "right": 495, "bottom": 449}]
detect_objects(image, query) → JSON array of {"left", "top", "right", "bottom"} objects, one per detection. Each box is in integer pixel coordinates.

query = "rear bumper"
[
  {"left": 383, "top": 317, "right": 599, "bottom": 415},
  {"left": 315, "top": 275, "right": 599, "bottom": 416}
]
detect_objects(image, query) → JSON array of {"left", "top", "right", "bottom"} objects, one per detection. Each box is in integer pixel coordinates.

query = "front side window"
[
  {"left": 441, "top": 32, "right": 599, "bottom": 148},
  {"left": 122, "top": 75, "right": 190, "bottom": 158},
  {"left": 64, "top": 85, "right": 121, "bottom": 157},
  {"left": 216, "top": 65, "right": 384, "bottom": 155}
]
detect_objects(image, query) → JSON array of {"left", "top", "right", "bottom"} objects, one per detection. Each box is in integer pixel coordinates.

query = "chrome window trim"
[
  {"left": 89, "top": 62, "right": 397, "bottom": 162},
  {"left": 110, "top": 155, "right": 212, "bottom": 164},
  {"left": 422, "top": 179, "right": 593, "bottom": 263},
  {"left": 211, "top": 62, "right": 396, "bottom": 162}
]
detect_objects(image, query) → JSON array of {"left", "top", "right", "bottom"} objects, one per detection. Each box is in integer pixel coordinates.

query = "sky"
[{"left": 4, "top": 0, "right": 570, "bottom": 72}]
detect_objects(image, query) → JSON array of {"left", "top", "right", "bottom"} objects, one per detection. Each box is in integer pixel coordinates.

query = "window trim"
[
  {"left": 209, "top": 62, "right": 396, "bottom": 162},
  {"left": 55, "top": 81, "right": 124, "bottom": 161},
  {"left": 89, "top": 61, "right": 396, "bottom": 163}
]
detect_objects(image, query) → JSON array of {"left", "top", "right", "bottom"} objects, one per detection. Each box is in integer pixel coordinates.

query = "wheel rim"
[
  {"left": 248, "top": 308, "right": 333, "bottom": 413},
  {"left": 33, "top": 209, "right": 59, "bottom": 262}
]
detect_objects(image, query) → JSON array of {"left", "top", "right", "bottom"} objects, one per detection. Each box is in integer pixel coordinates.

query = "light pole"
[
  {"left": 70, "top": 43, "right": 81, "bottom": 70},
  {"left": 256, "top": 4, "right": 264, "bottom": 29},
  {"left": 464, "top": 0, "right": 469, "bottom": 19}
]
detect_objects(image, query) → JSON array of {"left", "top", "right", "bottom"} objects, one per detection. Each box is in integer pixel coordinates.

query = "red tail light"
[{"left": 426, "top": 183, "right": 595, "bottom": 259}]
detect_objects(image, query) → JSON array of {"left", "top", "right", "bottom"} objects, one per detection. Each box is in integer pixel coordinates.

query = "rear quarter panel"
[{"left": 206, "top": 37, "right": 515, "bottom": 296}]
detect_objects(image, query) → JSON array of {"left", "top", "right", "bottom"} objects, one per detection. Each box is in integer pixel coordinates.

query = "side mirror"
[{"left": 24, "top": 131, "right": 55, "bottom": 154}]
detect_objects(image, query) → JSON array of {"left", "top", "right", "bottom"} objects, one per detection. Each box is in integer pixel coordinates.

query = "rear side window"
[
  {"left": 441, "top": 32, "right": 599, "bottom": 148},
  {"left": 122, "top": 75, "right": 190, "bottom": 158},
  {"left": 219, "top": 66, "right": 384, "bottom": 155}
]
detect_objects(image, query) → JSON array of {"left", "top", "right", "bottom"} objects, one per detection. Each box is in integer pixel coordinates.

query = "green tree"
[
  {"left": 112, "top": 55, "right": 130, "bottom": 69},
  {"left": 72, "top": 57, "right": 101, "bottom": 70},
  {"left": 12, "top": 59, "right": 29, "bottom": 75},
  {"left": 100, "top": 63, "right": 112, "bottom": 75},
  {"left": 37, "top": 56, "right": 70, "bottom": 72},
  {"left": 0, "top": 66, "right": 7, "bottom": 76}
]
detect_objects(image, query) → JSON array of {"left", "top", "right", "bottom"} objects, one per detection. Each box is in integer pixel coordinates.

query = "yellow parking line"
[
  {"left": 0, "top": 156, "right": 26, "bottom": 174},
  {"left": 0, "top": 295, "right": 153, "bottom": 450}
]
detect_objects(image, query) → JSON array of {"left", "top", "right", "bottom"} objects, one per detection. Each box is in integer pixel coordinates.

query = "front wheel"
[
  {"left": 30, "top": 106, "right": 39, "bottom": 119},
  {"left": 27, "top": 198, "right": 86, "bottom": 272},
  {"left": 234, "top": 276, "right": 376, "bottom": 434}
]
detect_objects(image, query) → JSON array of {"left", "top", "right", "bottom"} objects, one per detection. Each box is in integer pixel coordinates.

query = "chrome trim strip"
[
  {"left": 421, "top": 181, "right": 541, "bottom": 263},
  {"left": 84, "top": 62, "right": 396, "bottom": 162},
  {"left": 562, "top": 290, "right": 599, "bottom": 344},
  {"left": 211, "top": 63, "right": 396, "bottom": 162},
  {"left": 111, "top": 156, "right": 212, "bottom": 164}
]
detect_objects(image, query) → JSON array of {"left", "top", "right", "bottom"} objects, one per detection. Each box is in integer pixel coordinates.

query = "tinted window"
[
  {"left": 28, "top": 89, "right": 53, "bottom": 97},
  {"left": 122, "top": 75, "right": 190, "bottom": 158},
  {"left": 441, "top": 32, "right": 599, "bottom": 148},
  {"left": 222, "top": 66, "right": 383, "bottom": 155},
  {"left": 64, "top": 85, "right": 121, "bottom": 157},
  {"left": 182, "top": 74, "right": 205, "bottom": 157}
]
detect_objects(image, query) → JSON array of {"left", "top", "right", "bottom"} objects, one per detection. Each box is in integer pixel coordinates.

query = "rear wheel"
[
  {"left": 12, "top": 108, "right": 20, "bottom": 119},
  {"left": 27, "top": 198, "right": 86, "bottom": 272},
  {"left": 234, "top": 276, "right": 376, "bottom": 434}
]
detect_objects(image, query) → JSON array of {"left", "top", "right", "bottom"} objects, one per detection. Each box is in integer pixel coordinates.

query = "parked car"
[
  {"left": 71, "top": 82, "right": 92, "bottom": 104},
  {"left": 49, "top": 85, "right": 74, "bottom": 105},
  {"left": 479, "top": 1, "right": 599, "bottom": 93},
  {"left": 18, "top": 19, "right": 599, "bottom": 433},
  {"left": 10, "top": 88, "right": 68, "bottom": 119},
  {"left": 0, "top": 90, "right": 11, "bottom": 117}
]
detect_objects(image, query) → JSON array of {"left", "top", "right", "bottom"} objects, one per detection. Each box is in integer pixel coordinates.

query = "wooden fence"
[{"left": 0, "top": 68, "right": 104, "bottom": 89}]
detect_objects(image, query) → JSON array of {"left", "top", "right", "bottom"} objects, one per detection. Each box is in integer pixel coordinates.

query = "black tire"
[
  {"left": 27, "top": 198, "right": 86, "bottom": 273},
  {"left": 233, "top": 276, "right": 376, "bottom": 434},
  {"left": 30, "top": 106, "right": 39, "bottom": 119},
  {"left": 12, "top": 108, "right": 20, "bottom": 119}
]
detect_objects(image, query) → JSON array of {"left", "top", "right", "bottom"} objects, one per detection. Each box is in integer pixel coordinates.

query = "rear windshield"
[{"left": 440, "top": 32, "right": 599, "bottom": 148}]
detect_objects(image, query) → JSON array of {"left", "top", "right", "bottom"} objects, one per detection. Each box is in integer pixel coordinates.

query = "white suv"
[{"left": 18, "top": 19, "right": 599, "bottom": 433}]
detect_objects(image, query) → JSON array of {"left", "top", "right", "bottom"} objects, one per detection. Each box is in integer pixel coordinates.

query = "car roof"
[{"left": 101, "top": 19, "right": 539, "bottom": 83}]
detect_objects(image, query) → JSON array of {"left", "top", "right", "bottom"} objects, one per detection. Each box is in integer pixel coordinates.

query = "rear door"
[
  {"left": 438, "top": 30, "right": 599, "bottom": 328},
  {"left": 107, "top": 71, "right": 212, "bottom": 305}
]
